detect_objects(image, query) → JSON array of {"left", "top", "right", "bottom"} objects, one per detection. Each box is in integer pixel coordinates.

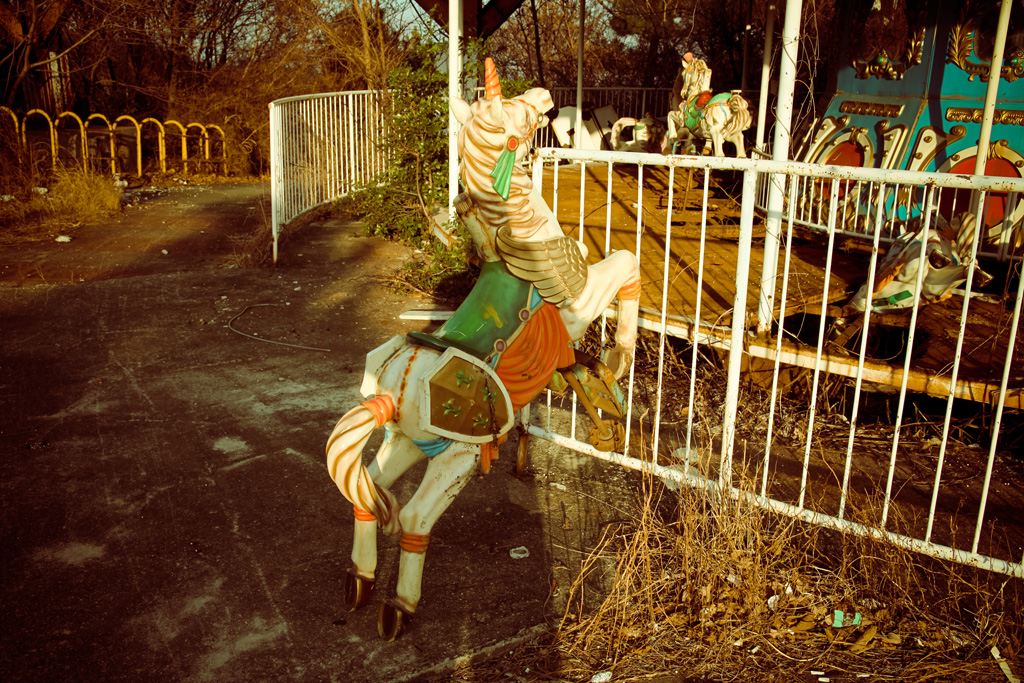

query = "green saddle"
[{"left": 407, "top": 260, "right": 543, "bottom": 363}]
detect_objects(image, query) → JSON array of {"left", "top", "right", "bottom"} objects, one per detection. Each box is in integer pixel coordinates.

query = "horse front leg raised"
[
  {"left": 560, "top": 249, "right": 642, "bottom": 379},
  {"left": 378, "top": 443, "right": 480, "bottom": 640},
  {"left": 346, "top": 428, "right": 425, "bottom": 611}
]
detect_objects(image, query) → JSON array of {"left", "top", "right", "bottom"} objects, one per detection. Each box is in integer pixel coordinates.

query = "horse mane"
[{"left": 458, "top": 99, "right": 553, "bottom": 241}]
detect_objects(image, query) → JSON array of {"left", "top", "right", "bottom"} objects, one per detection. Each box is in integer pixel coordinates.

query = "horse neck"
[{"left": 459, "top": 115, "right": 563, "bottom": 243}]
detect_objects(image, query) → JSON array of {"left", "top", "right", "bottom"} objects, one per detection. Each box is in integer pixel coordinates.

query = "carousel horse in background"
[
  {"left": 324, "top": 58, "right": 642, "bottom": 640},
  {"left": 609, "top": 114, "right": 670, "bottom": 154},
  {"left": 667, "top": 52, "right": 752, "bottom": 157}
]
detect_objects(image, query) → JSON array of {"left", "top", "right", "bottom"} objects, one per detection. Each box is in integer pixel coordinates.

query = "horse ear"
[
  {"left": 489, "top": 96, "right": 503, "bottom": 126},
  {"left": 450, "top": 96, "right": 473, "bottom": 124},
  {"left": 451, "top": 97, "right": 472, "bottom": 125}
]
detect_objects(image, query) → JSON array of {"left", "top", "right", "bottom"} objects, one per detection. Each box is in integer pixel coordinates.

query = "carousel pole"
[
  {"left": 755, "top": 5, "right": 776, "bottom": 155},
  {"left": 575, "top": 0, "right": 585, "bottom": 149},
  {"left": 974, "top": 0, "right": 1012, "bottom": 177},
  {"left": 448, "top": 0, "right": 464, "bottom": 218},
  {"left": 757, "top": 0, "right": 801, "bottom": 334}
]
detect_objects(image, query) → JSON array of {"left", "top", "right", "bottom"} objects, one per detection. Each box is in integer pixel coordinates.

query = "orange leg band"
[
  {"left": 353, "top": 506, "right": 377, "bottom": 522},
  {"left": 361, "top": 395, "right": 396, "bottom": 428},
  {"left": 399, "top": 532, "right": 430, "bottom": 554},
  {"left": 617, "top": 278, "right": 642, "bottom": 301}
]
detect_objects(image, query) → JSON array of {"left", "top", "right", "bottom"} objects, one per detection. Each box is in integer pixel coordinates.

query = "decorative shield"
[{"left": 418, "top": 348, "right": 514, "bottom": 443}]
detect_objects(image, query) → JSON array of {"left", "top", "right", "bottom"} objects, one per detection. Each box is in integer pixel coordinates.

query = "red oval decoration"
[{"left": 941, "top": 155, "right": 1021, "bottom": 229}]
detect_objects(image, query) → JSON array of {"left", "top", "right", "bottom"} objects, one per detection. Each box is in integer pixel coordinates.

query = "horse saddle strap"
[{"left": 496, "top": 226, "right": 588, "bottom": 308}]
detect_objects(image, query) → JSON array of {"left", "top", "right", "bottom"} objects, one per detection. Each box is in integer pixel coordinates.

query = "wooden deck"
[{"left": 539, "top": 162, "right": 1024, "bottom": 407}]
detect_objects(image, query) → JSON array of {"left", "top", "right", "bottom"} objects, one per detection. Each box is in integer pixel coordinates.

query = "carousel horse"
[
  {"left": 324, "top": 59, "right": 642, "bottom": 641},
  {"left": 667, "top": 52, "right": 752, "bottom": 158},
  {"left": 609, "top": 114, "right": 669, "bottom": 154}
]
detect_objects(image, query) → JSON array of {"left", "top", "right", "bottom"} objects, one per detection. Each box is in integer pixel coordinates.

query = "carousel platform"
[{"left": 540, "top": 162, "right": 1024, "bottom": 409}]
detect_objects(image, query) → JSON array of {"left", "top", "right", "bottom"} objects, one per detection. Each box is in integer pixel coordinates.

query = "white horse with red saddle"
[
  {"left": 667, "top": 52, "right": 752, "bottom": 157},
  {"left": 323, "top": 59, "right": 642, "bottom": 640}
]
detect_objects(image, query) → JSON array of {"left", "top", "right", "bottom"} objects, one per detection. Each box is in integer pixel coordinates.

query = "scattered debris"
[
  {"left": 509, "top": 546, "right": 530, "bottom": 560},
  {"left": 55, "top": 235, "right": 72, "bottom": 243},
  {"left": 992, "top": 645, "right": 1020, "bottom": 683}
]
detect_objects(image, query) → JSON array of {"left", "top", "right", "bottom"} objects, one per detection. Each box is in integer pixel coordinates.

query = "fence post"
[{"left": 720, "top": 169, "right": 759, "bottom": 494}]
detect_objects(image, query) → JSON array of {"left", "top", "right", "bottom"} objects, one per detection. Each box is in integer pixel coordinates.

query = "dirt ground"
[
  {"left": 3, "top": 181, "right": 1022, "bottom": 683},
  {"left": 0, "top": 182, "right": 646, "bottom": 682}
]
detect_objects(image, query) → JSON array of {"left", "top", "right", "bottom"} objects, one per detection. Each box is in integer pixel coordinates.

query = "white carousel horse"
[
  {"left": 324, "top": 59, "right": 641, "bottom": 640},
  {"left": 667, "top": 53, "right": 752, "bottom": 158},
  {"left": 846, "top": 210, "right": 993, "bottom": 313},
  {"left": 609, "top": 114, "right": 669, "bottom": 154}
]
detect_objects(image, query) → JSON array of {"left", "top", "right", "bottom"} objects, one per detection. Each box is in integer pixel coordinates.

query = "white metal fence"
[
  {"left": 529, "top": 148, "right": 1024, "bottom": 579},
  {"left": 268, "top": 88, "right": 672, "bottom": 259},
  {"left": 268, "top": 91, "right": 387, "bottom": 261},
  {"left": 269, "top": 91, "right": 1024, "bottom": 578}
]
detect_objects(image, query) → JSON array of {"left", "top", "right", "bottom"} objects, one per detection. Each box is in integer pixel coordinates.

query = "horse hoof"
[
  {"left": 378, "top": 600, "right": 413, "bottom": 641},
  {"left": 344, "top": 569, "right": 374, "bottom": 611},
  {"left": 601, "top": 347, "right": 634, "bottom": 381}
]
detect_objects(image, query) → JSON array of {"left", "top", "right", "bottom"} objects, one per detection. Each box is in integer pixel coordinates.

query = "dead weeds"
[
  {"left": 0, "top": 166, "right": 122, "bottom": 245},
  {"left": 429, "top": 326, "right": 1022, "bottom": 683}
]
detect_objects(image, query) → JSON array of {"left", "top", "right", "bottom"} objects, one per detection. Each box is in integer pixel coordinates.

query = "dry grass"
[
  {"left": 431, "top": 328, "right": 1022, "bottom": 683},
  {"left": 0, "top": 164, "right": 123, "bottom": 245},
  {"left": 437, "top": 476, "right": 1022, "bottom": 682}
]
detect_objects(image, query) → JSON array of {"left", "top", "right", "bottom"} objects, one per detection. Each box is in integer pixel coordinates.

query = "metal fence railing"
[
  {"left": 268, "top": 91, "right": 388, "bottom": 262},
  {"left": 529, "top": 148, "right": 1024, "bottom": 578},
  {"left": 0, "top": 106, "right": 226, "bottom": 178},
  {"left": 268, "top": 88, "right": 673, "bottom": 261}
]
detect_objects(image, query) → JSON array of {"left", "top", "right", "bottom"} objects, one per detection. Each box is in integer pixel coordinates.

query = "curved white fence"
[
  {"left": 270, "top": 90, "right": 1024, "bottom": 578},
  {"left": 268, "top": 87, "right": 674, "bottom": 261},
  {"left": 268, "top": 91, "right": 388, "bottom": 261},
  {"left": 531, "top": 148, "right": 1024, "bottom": 578}
]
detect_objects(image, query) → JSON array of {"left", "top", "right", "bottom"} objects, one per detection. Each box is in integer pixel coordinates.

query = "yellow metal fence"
[{"left": 0, "top": 106, "right": 227, "bottom": 176}]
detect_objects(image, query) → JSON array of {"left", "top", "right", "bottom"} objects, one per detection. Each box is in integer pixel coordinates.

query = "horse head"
[
  {"left": 680, "top": 52, "right": 712, "bottom": 104},
  {"left": 451, "top": 59, "right": 553, "bottom": 202}
]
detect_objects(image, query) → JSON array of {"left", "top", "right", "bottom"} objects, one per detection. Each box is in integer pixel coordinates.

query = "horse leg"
[
  {"left": 728, "top": 131, "right": 746, "bottom": 158},
  {"left": 378, "top": 443, "right": 479, "bottom": 640},
  {"left": 560, "top": 250, "right": 642, "bottom": 379},
  {"left": 346, "top": 428, "right": 424, "bottom": 611}
]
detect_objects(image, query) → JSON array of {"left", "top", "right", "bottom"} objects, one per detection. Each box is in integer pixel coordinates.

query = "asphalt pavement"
[{"left": 0, "top": 184, "right": 639, "bottom": 682}]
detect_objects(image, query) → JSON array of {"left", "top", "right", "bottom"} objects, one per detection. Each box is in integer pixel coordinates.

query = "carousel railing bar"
[
  {"left": 599, "top": 162, "right": 616, "bottom": 422},
  {"left": 525, "top": 422, "right": 1024, "bottom": 578},
  {"left": 839, "top": 181, "right": 887, "bottom": 521},
  {"left": 719, "top": 169, "right": 760, "bottom": 491},
  {"left": 652, "top": 167, "right": 676, "bottom": 462},
  {"left": 537, "top": 148, "right": 1024, "bottom": 191},
  {"left": 685, "top": 170, "right": 712, "bottom": 470},
  {"left": 337, "top": 97, "right": 347, "bottom": 195},
  {"left": 927, "top": 190, "right": 992, "bottom": 543},
  {"left": 797, "top": 180, "right": 841, "bottom": 510},
  {"left": 882, "top": 186, "right": 938, "bottom": 527},
  {"left": 998, "top": 192, "right": 1019, "bottom": 261},
  {"left": 763, "top": 175, "right": 799, "bottom": 498},
  {"left": 975, "top": 252, "right": 1024, "bottom": 555}
]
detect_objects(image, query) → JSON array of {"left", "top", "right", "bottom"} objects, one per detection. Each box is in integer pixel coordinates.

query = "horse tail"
[
  {"left": 728, "top": 94, "right": 749, "bottom": 113},
  {"left": 326, "top": 395, "right": 401, "bottom": 535},
  {"left": 725, "top": 96, "right": 753, "bottom": 136}
]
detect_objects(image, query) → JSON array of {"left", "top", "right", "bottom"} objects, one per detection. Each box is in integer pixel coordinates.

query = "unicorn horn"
[{"left": 484, "top": 58, "right": 502, "bottom": 100}]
